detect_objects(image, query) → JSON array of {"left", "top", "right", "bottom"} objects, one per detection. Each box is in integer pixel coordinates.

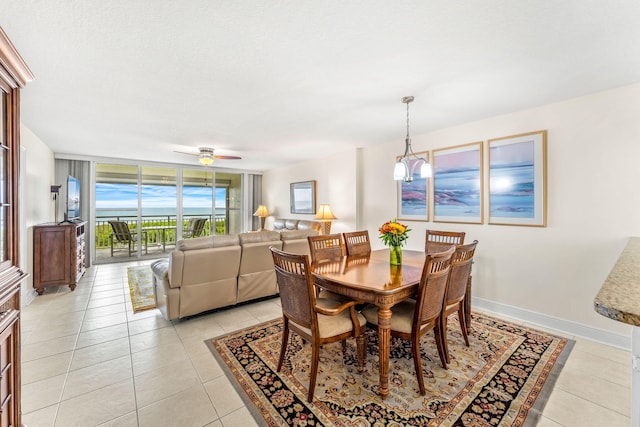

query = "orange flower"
[{"left": 379, "top": 219, "right": 410, "bottom": 247}]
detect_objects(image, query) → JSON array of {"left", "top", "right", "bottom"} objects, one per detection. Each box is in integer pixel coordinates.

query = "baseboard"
[{"left": 472, "top": 296, "right": 631, "bottom": 351}]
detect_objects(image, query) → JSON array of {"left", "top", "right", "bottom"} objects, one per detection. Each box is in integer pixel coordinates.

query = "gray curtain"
[
  {"left": 55, "top": 159, "right": 91, "bottom": 267},
  {"left": 250, "top": 174, "right": 262, "bottom": 230}
]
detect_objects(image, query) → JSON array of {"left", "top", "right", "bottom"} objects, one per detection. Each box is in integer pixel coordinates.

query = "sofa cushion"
[
  {"left": 239, "top": 230, "right": 280, "bottom": 244},
  {"left": 297, "top": 220, "right": 322, "bottom": 232},
  {"left": 176, "top": 234, "right": 239, "bottom": 251},
  {"left": 279, "top": 229, "right": 318, "bottom": 240}
]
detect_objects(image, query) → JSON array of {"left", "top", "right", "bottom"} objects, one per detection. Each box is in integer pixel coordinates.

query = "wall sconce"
[
  {"left": 253, "top": 205, "right": 269, "bottom": 230},
  {"left": 315, "top": 204, "right": 337, "bottom": 235}
]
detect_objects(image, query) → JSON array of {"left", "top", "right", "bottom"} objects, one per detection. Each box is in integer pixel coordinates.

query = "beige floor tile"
[
  {"left": 562, "top": 347, "right": 631, "bottom": 389},
  {"left": 22, "top": 351, "right": 73, "bottom": 385},
  {"left": 22, "top": 334, "right": 77, "bottom": 363},
  {"left": 81, "top": 311, "right": 128, "bottom": 332},
  {"left": 134, "top": 360, "right": 201, "bottom": 407},
  {"left": 126, "top": 307, "right": 160, "bottom": 322},
  {"left": 97, "top": 411, "right": 139, "bottom": 427},
  {"left": 56, "top": 379, "right": 136, "bottom": 426},
  {"left": 204, "top": 375, "right": 245, "bottom": 418},
  {"left": 76, "top": 323, "right": 129, "bottom": 348},
  {"left": 131, "top": 341, "right": 190, "bottom": 377},
  {"left": 35, "top": 310, "right": 86, "bottom": 327},
  {"left": 535, "top": 416, "right": 564, "bottom": 427},
  {"left": 190, "top": 350, "right": 225, "bottom": 382},
  {"left": 90, "top": 288, "right": 125, "bottom": 300},
  {"left": 21, "top": 403, "right": 58, "bottom": 427},
  {"left": 129, "top": 324, "right": 181, "bottom": 354},
  {"left": 137, "top": 384, "right": 218, "bottom": 427},
  {"left": 181, "top": 334, "right": 219, "bottom": 358},
  {"left": 220, "top": 319, "right": 260, "bottom": 334},
  {"left": 127, "top": 314, "right": 172, "bottom": 336},
  {"left": 555, "top": 368, "right": 630, "bottom": 416},
  {"left": 219, "top": 407, "right": 260, "bottom": 427},
  {"left": 543, "top": 388, "right": 630, "bottom": 427},
  {"left": 21, "top": 373, "right": 66, "bottom": 414},
  {"left": 572, "top": 336, "right": 631, "bottom": 365},
  {"left": 87, "top": 295, "right": 126, "bottom": 309},
  {"left": 209, "top": 307, "right": 260, "bottom": 331},
  {"left": 70, "top": 337, "right": 131, "bottom": 371},
  {"left": 85, "top": 303, "right": 127, "bottom": 319},
  {"left": 204, "top": 420, "right": 223, "bottom": 427},
  {"left": 62, "top": 355, "right": 133, "bottom": 400},
  {"left": 24, "top": 322, "right": 82, "bottom": 345}
]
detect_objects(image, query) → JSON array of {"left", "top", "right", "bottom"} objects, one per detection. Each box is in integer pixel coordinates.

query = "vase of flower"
[
  {"left": 390, "top": 244, "right": 402, "bottom": 266},
  {"left": 379, "top": 219, "right": 411, "bottom": 266}
]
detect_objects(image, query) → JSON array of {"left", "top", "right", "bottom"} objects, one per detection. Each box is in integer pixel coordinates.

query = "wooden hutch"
[{"left": 0, "top": 27, "right": 34, "bottom": 427}]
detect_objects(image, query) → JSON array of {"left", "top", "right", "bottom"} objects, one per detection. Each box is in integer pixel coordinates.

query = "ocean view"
[{"left": 96, "top": 207, "right": 226, "bottom": 220}]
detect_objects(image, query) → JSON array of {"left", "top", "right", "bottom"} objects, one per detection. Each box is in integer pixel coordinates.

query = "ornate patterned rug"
[
  {"left": 126, "top": 265, "right": 156, "bottom": 313},
  {"left": 208, "top": 313, "right": 573, "bottom": 426}
]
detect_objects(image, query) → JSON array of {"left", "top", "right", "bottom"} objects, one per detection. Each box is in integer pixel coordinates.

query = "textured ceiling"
[{"left": 3, "top": 1, "right": 640, "bottom": 172}]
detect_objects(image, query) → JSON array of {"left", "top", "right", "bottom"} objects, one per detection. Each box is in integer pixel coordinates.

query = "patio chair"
[
  {"left": 108, "top": 221, "right": 148, "bottom": 257},
  {"left": 184, "top": 217, "right": 207, "bottom": 238}
]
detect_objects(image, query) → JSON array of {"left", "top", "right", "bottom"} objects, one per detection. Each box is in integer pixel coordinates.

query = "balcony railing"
[{"left": 96, "top": 214, "right": 227, "bottom": 249}]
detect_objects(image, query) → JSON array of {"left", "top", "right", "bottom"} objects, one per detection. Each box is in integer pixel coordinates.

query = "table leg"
[{"left": 377, "top": 305, "right": 392, "bottom": 400}]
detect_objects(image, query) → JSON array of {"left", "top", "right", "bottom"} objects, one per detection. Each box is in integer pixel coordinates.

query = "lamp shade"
[
  {"left": 315, "top": 204, "right": 337, "bottom": 220},
  {"left": 198, "top": 155, "right": 214, "bottom": 166},
  {"left": 253, "top": 205, "right": 269, "bottom": 217}
]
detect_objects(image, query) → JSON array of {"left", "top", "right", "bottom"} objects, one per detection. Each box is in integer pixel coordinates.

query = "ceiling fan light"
[{"left": 199, "top": 155, "right": 214, "bottom": 166}]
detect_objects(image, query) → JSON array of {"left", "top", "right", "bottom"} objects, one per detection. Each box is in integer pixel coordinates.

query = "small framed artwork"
[
  {"left": 290, "top": 180, "right": 316, "bottom": 214},
  {"left": 432, "top": 141, "right": 483, "bottom": 224},
  {"left": 396, "top": 151, "right": 429, "bottom": 221},
  {"left": 488, "top": 130, "right": 547, "bottom": 226}
]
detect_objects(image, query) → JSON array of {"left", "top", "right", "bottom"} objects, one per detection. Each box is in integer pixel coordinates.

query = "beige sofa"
[{"left": 151, "top": 226, "right": 319, "bottom": 320}]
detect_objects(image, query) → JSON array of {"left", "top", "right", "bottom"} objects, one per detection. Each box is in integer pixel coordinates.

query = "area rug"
[
  {"left": 208, "top": 313, "right": 573, "bottom": 427},
  {"left": 126, "top": 265, "right": 156, "bottom": 313}
]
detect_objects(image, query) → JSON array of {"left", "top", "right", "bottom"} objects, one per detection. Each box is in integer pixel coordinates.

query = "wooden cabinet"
[{"left": 33, "top": 222, "right": 86, "bottom": 295}]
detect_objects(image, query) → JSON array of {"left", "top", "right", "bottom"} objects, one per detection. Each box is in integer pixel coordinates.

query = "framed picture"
[
  {"left": 396, "top": 151, "right": 429, "bottom": 221},
  {"left": 432, "top": 141, "right": 483, "bottom": 224},
  {"left": 290, "top": 180, "right": 316, "bottom": 214},
  {"left": 488, "top": 130, "right": 547, "bottom": 226}
]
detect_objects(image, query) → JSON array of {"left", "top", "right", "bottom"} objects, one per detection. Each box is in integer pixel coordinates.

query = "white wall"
[
  {"left": 264, "top": 83, "right": 640, "bottom": 347},
  {"left": 20, "top": 124, "right": 56, "bottom": 305},
  {"left": 262, "top": 149, "right": 358, "bottom": 233}
]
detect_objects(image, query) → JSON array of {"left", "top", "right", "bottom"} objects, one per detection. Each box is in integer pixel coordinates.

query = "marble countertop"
[{"left": 594, "top": 237, "right": 640, "bottom": 327}]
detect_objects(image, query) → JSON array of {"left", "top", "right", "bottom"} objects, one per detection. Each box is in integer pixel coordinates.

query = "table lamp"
[
  {"left": 253, "top": 205, "right": 269, "bottom": 230},
  {"left": 315, "top": 204, "right": 337, "bottom": 235}
]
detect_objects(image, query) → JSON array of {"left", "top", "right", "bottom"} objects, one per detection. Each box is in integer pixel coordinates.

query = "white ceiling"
[{"left": 3, "top": 1, "right": 640, "bottom": 172}]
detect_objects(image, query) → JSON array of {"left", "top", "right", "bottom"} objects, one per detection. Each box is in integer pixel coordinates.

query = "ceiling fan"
[{"left": 174, "top": 147, "right": 242, "bottom": 166}]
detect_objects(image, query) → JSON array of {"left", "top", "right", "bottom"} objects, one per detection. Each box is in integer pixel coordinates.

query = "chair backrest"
[
  {"left": 270, "top": 247, "right": 316, "bottom": 331},
  {"left": 192, "top": 218, "right": 207, "bottom": 237},
  {"left": 414, "top": 246, "right": 455, "bottom": 326},
  {"left": 307, "top": 234, "right": 345, "bottom": 262},
  {"left": 343, "top": 230, "right": 371, "bottom": 256},
  {"left": 444, "top": 240, "right": 478, "bottom": 306},
  {"left": 109, "top": 221, "right": 133, "bottom": 243},
  {"left": 425, "top": 229, "right": 466, "bottom": 254}
]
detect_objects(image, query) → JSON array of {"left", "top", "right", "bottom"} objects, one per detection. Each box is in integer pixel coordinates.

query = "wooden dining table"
[{"left": 311, "top": 248, "right": 427, "bottom": 399}]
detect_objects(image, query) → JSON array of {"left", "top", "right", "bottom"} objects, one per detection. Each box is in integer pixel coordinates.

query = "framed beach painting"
[
  {"left": 488, "top": 130, "right": 547, "bottom": 226},
  {"left": 432, "top": 141, "right": 483, "bottom": 224},
  {"left": 290, "top": 180, "right": 316, "bottom": 214},
  {"left": 396, "top": 151, "right": 429, "bottom": 221}
]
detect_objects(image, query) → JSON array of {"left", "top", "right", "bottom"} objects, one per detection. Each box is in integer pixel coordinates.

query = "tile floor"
[{"left": 20, "top": 260, "right": 632, "bottom": 426}]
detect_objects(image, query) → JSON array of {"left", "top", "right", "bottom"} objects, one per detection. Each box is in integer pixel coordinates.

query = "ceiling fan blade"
[
  {"left": 213, "top": 155, "right": 242, "bottom": 160},
  {"left": 173, "top": 150, "right": 199, "bottom": 156}
]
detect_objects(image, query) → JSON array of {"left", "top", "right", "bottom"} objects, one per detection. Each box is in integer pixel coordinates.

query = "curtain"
[
  {"left": 55, "top": 159, "right": 91, "bottom": 267},
  {"left": 249, "top": 174, "right": 262, "bottom": 230}
]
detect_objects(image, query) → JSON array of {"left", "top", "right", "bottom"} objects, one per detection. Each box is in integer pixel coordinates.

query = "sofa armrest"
[{"left": 151, "top": 259, "right": 174, "bottom": 288}]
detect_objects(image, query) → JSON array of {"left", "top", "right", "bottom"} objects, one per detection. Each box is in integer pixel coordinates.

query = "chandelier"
[{"left": 393, "top": 96, "right": 432, "bottom": 182}]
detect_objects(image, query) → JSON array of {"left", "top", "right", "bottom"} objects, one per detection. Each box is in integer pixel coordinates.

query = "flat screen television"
[{"left": 66, "top": 175, "right": 80, "bottom": 221}]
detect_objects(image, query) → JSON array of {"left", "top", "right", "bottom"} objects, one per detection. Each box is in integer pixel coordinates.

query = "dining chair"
[
  {"left": 425, "top": 229, "right": 466, "bottom": 253},
  {"left": 343, "top": 230, "right": 372, "bottom": 256},
  {"left": 440, "top": 240, "right": 478, "bottom": 363},
  {"left": 307, "top": 234, "right": 345, "bottom": 261},
  {"left": 270, "top": 247, "right": 366, "bottom": 402},
  {"left": 362, "top": 246, "right": 455, "bottom": 395},
  {"left": 108, "top": 221, "right": 148, "bottom": 257}
]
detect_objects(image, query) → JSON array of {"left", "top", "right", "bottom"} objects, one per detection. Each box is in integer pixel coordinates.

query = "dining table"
[{"left": 311, "top": 248, "right": 474, "bottom": 399}]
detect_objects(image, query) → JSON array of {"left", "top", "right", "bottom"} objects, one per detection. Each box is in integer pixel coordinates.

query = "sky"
[{"left": 95, "top": 183, "right": 226, "bottom": 209}]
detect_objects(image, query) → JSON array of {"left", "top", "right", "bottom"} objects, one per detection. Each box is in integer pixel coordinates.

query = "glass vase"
[{"left": 390, "top": 244, "right": 402, "bottom": 266}]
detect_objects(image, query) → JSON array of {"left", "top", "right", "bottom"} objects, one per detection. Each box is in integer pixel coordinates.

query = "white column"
[{"left": 633, "top": 326, "right": 640, "bottom": 426}]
